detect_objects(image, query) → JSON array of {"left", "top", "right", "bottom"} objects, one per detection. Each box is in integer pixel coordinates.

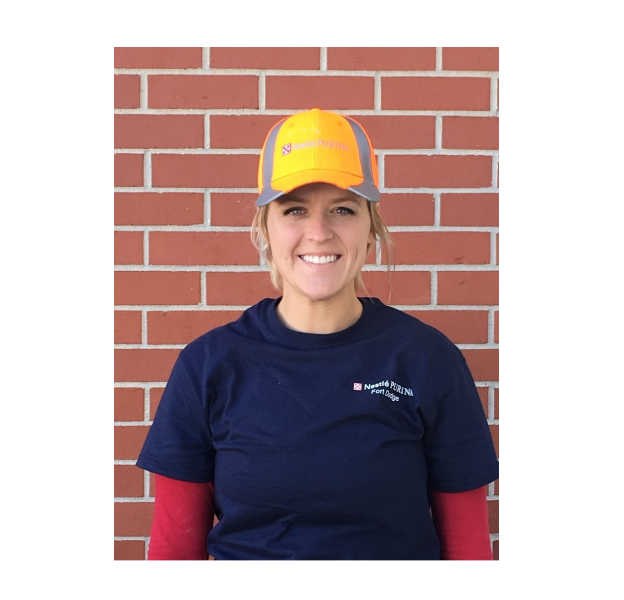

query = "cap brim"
[{"left": 256, "top": 169, "right": 379, "bottom": 206}]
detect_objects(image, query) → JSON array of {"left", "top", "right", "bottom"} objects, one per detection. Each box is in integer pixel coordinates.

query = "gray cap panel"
[{"left": 345, "top": 117, "right": 376, "bottom": 188}]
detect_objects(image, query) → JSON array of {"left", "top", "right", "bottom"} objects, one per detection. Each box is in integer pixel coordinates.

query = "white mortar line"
[
  {"left": 488, "top": 309, "right": 495, "bottom": 344},
  {"left": 320, "top": 48, "right": 327, "bottom": 71},
  {"left": 436, "top": 48, "right": 442, "bottom": 71},
  {"left": 435, "top": 115, "right": 442, "bottom": 149},
  {"left": 141, "top": 309, "right": 148, "bottom": 346},
  {"left": 200, "top": 271, "right": 206, "bottom": 305},
  {"left": 492, "top": 152, "right": 499, "bottom": 189},
  {"left": 374, "top": 73, "right": 382, "bottom": 111},
  {"left": 202, "top": 48, "right": 210, "bottom": 70},
  {"left": 204, "top": 192, "right": 211, "bottom": 226},
  {"left": 204, "top": 113, "right": 210, "bottom": 149},
  {"left": 144, "top": 152, "right": 151, "bottom": 189},
  {"left": 140, "top": 74, "right": 148, "bottom": 109},
  {"left": 115, "top": 148, "right": 497, "bottom": 157},
  {"left": 491, "top": 76, "right": 498, "bottom": 114},
  {"left": 434, "top": 192, "right": 441, "bottom": 226},
  {"left": 259, "top": 73, "right": 266, "bottom": 111},
  {"left": 488, "top": 386, "right": 495, "bottom": 421},
  {"left": 114, "top": 264, "right": 499, "bottom": 272},
  {"left": 431, "top": 271, "right": 438, "bottom": 306},
  {"left": 114, "top": 108, "right": 497, "bottom": 117},
  {"left": 113, "top": 304, "right": 499, "bottom": 312}
]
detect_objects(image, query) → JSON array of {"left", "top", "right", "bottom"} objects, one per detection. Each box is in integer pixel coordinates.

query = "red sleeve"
[
  {"left": 148, "top": 474, "right": 215, "bottom": 560},
  {"left": 430, "top": 486, "right": 493, "bottom": 560}
]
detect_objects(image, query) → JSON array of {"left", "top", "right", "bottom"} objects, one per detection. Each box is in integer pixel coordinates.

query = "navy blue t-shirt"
[{"left": 137, "top": 297, "right": 499, "bottom": 560}]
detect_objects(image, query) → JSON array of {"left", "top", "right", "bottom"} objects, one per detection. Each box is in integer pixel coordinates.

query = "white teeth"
[{"left": 300, "top": 255, "right": 339, "bottom": 264}]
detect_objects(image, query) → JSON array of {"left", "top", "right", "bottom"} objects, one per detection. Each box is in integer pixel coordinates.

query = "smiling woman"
[
  {"left": 136, "top": 108, "right": 499, "bottom": 561},
  {"left": 252, "top": 109, "right": 395, "bottom": 307},
  {"left": 267, "top": 185, "right": 374, "bottom": 333}
]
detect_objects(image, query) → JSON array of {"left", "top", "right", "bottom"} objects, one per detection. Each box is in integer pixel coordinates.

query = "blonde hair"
[{"left": 250, "top": 197, "right": 396, "bottom": 302}]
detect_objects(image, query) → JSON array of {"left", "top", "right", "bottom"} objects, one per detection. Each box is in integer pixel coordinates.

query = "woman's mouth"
[{"left": 299, "top": 254, "right": 341, "bottom": 265}]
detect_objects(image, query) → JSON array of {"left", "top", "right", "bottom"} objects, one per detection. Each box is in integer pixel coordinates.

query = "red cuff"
[
  {"left": 430, "top": 486, "right": 493, "bottom": 560},
  {"left": 148, "top": 475, "right": 215, "bottom": 560}
]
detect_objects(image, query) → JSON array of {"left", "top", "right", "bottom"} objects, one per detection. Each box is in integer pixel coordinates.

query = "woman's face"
[{"left": 266, "top": 182, "right": 375, "bottom": 305}]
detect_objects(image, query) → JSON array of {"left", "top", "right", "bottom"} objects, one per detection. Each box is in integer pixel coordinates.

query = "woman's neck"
[{"left": 275, "top": 293, "right": 363, "bottom": 334}]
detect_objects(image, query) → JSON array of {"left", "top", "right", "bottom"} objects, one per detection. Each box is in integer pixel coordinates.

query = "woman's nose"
[{"left": 306, "top": 213, "right": 334, "bottom": 241}]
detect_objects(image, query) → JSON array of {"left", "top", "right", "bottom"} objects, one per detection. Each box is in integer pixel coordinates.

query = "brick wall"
[{"left": 114, "top": 47, "right": 499, "bottom": 560}]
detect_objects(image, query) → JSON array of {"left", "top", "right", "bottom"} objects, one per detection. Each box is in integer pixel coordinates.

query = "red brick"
[
  {"left": 476, "top": 387, "right": 489, "bottom": 417},
  {"left": 210, "top": 114, "right": 288, "bottom": 149},
  {"left": 210, "top": 47, "right": 320, "bottom": 70},
  {"left": 494, "top": 388, "right": 499, "bottom": 419},
  {"left": 490, "top": 424, "right": 499, "bottom": 457},
  {"left": 327, "top": 47, "right": 436, "bottom": 71},
  {"left": 443, "top": 48, "right": 499, "bottom": 71},
  {"left": 151, "top": 154, "right": 257, "bottom": 189},
  {"left": 114, "top": 349, "right": 181, "bottom": 383},
  {"left": 406, "top": 310, "right": 489, "bottom": 344},
  {"left": 494, "top": 310, "right": 499, "bottom": 344},
  {"left": 438, "top": 271, "right": 498, "bottom": 305},
  {"left": 382, "top": 77, "right": 490, "bottom": 111},
  {"left": 378, "top": 193, "right": 434, "bottom": 226},
  {"left": 114, "top": 311, "right": 142, "bottom": 344},
  {"left": 494, "top": 478, "right": 499, "bottom": 495},
  {"left": 149, "top": 472, "right": 156, "bottom": 498},
  {"left": 114, "top": 425, "right": 150, "bottom": 459},
  {"left": 351, "top": 115, "right": 435, "bottom": 149},
  {"left": 115, "top": 464, "right": 144, "bottom": 497},
  {"left": 388, "top": 232, "right": 490, "bottom": 265},
  {"left": 115, "top": 272, "right": 200, "bottom": 306},
  {"left": 150, "top": 388, "right": 165, "bottom": 420},
  {"left": 266, "top": 76, "right": 374, "bottom": 110},
  {"left": 115, "top": 75, "right": 140, "bottom": 109},
  {"left": 114, "top": 540, "right": 145, "bottom": 561},
  {"left": 386, "top": 155, "right": 492, "bottom": 188},
  {"left": 114, "top": 501, "right": 154, "bottom": 537},
  {"left": 148, "top": 310, "right": 244, "bottom": 345},
  {"left": 205, "top": 272, "right": 280, "bottom": 306},
  {"left": 114, "top": 115, "right": 204, "bottom": 149},
  {"left": 114, "top": 47, "right": 202, "bottom": 69},
  {"left": 115, "top": 154, "right": 143, "bottom": 187},
  {"left": 462, "top": 349, "right": 498, "bottom": 382},
  {"left": 492, "top": 540, "right": 499, "bottom": 561},
  {"left": 114, "top": 388, "right": 144, "bottom": 422},
  {"left": 360, "top": 271, "right": 431, "bottom": 305},
  {"left": 149, "top": 232, "right": 258, "bottom": 266},
  {"left": 148, "top": 75, "right": 258, "bottom": 109},
  {"left": 115, "top": 192, "right": 205, "bottom": 226},
  {"left": 211, "top": 193, "right": 258, "bottom": 226},
  {"left": 443, "top": 117, "right": 498, "bottom": 150},
  {"left": 115, "top": 231, "right": 143, "bottom": 265},
  {"left": 488, "top": 499, "right": 499, "bottom": 533},
  {"left": 440, "top": 193, "right": 499, "bottom": 227},
  {"left": 496, "top": 232, "right": 499, "bottom": 264}
]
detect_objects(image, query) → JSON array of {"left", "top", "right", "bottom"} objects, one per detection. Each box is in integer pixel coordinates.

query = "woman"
[{"left": 137, "top": 108, "right": 499, "bottom": 560}]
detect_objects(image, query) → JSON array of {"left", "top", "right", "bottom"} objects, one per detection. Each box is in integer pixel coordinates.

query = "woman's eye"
[{"left": 283, "top": 207, "right": 355, "bottom": 216}]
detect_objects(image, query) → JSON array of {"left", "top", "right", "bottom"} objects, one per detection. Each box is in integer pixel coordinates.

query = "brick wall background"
[{"left": 114, "top": 47, "right": 499, "bottom": 561}]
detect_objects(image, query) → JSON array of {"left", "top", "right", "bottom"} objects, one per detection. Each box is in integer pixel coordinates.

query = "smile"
[{"left": 299, "top": 255, "right": 341, "bottom": 265}]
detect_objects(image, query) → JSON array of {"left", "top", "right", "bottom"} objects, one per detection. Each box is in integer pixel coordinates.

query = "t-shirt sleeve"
[
  {"left": 136, "top": 348, "right": 215, "bottom": 483},
  {"left": 421, "top": 342, "right": 499, "bottom": 493}
]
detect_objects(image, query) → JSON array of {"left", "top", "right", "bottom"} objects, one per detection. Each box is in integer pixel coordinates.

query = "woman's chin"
[{"left": 290, "top": 283, "right": 353, "bottom": 304}]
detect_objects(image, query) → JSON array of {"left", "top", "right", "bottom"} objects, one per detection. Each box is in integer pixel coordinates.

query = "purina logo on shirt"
[
  {"left": 353, "top": 379, "right": 414, "bottom": 402},
  {"left": 282, "top": 144, "right": 291, "bottom": 155}
]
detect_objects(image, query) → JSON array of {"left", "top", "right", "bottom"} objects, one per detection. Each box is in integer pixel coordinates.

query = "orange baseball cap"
[{"left": 257, "top": 108, "right": 380, "bottom": 207}]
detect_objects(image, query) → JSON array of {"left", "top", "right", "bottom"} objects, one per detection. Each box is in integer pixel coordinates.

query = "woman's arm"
[
  {"left": 429, "top": 485, "right": 493, "bottom": 560},
  {"left": 148, "top": 474, "right": 215, "bottom": 560}
]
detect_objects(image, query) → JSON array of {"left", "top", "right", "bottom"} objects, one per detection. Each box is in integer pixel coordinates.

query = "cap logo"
[
  {"left": 316, "top": 139, "right": 349, "bottom": 152},
  {"left": 281, "top": 139, "right": 350, "bottom": 157}
]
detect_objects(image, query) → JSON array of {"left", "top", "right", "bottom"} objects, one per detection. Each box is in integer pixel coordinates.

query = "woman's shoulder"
[
  {"left": 364, "top": 298, "right": 461, "bottom": 356},
  {"left": 179, "top": 297, "right": 274, "bottom": 356}
]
